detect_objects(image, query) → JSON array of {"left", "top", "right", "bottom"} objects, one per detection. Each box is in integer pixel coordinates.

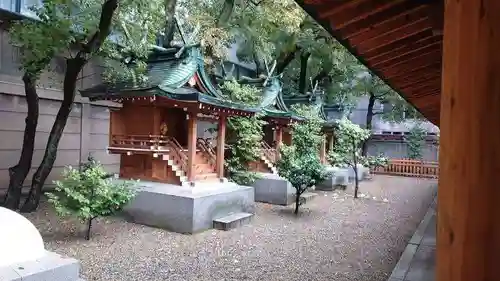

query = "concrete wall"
[
  {"left": 0, "top": 28, "right": 119, "bottom": 194},
  {"left": 366, "top": 140, "right": 439, "bottom": 162}
]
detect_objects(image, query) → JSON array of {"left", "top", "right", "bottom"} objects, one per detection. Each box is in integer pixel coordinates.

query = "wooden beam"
[
  {"left": 215, "top": 115, "right": 226, "bottom": 178},
  {"left": 382, "top": 56, "right": 441, "bottom": 78},
  {"left": 275, "top": 126, "right": 283, "bottom": 151},
  {"left": 318, "top": 0, "right": 369, "bottom": 19},
  {"left": 392, "top": 70, "right": 441, "bottom": 87},
  {"left": 349, "top": 8, "right": 431, "bottom": 47},
  {"left": 368, "top": 35, "right": 442, "bottom": 62},
  {"left": 385, "top": 62, "right": 441, "bottom": 80},
  {"left": 186, "top": 113, "right": 197, "bottom": 182},
  {"left": 330, "top": 0, "right": 406, "bottom": 30},
  {"left": 356, "top": 17, "right": 432, "bottom": 53},
  {"left": 342, "top": 1, "right": 430, "bottom": 39},
  {"left": 319, "top": 136, "right": 326, "bottom": 164},
  {"left": 400, "top": 77, "right": 441, "bottom": 92},
  {"left": 361, "top": 29, "right": 434, "bottom": 58},
  {"left": 438, "top": 1, "right": 500, "bottom": 280},
  {"left": 372, "top": 41, "right": 442, "bottom": 69}
]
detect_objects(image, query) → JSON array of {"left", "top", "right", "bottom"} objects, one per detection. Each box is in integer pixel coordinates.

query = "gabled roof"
[{"left": 80, "top": 46, "right": 259, "bottom": 114}]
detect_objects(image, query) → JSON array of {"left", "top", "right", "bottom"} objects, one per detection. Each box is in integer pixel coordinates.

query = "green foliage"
[
  {"left": 327, "top": 118, "right": 387, "bottom": 198},
  {"left": 405, "top": 125, "right": 427, "bottom": 160},
  {"left": 221, "top": 79, "right": 262, "bottom": 105},
  {"left": 276, "top": 111, "right": 328, "bottom": 214},
  {"left": 327, "top": 118, "right": 371, "bottom": 168},
  {"left": 360, "top": 154, "right": 389, "bottom": 169},
  {"left": 221, "top": 80, "right": 266, "bottom": 185},
  {"left": 10, "top": 0, "right": 164, "bottom": 83},
  {"left": 47, "top": 156, "right": 136, "bottom": 239}
]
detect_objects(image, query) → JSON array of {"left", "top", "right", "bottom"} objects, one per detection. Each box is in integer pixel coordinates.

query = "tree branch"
[{"left": 80, "top": 0, "right": 118, "bottom": 57}]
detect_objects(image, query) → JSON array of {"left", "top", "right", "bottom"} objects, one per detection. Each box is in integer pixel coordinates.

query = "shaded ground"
[{"left": 24, "top": 175, "right": 437, "bottom": 281}]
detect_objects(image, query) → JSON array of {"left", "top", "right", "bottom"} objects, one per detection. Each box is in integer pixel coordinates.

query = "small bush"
[{"left": 47, "top": 156, "right": 137, "bottom": 240}]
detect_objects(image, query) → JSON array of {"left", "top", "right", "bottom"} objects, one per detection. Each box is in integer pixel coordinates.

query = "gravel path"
[{"left": 24, "top": 175, "right": 437, "bottom": 281}]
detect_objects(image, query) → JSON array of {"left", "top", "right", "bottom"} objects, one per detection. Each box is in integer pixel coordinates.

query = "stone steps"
[
  {"left": 299, "top": 192, "right": 318, "bottom": 205},
  {"left": 213, "top": 212, "right": 253, "bottom": 231}
]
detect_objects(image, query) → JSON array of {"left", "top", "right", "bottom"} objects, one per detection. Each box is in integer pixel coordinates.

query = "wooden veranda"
[{"left": 297, "top": 1, "right": 499, "bottom": 281}]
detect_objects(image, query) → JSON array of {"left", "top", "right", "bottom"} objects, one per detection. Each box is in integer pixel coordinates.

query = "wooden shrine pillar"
[
  {"left": 187, "top": 113, "right": 197, "bottom": 182},
  {"left": 438, "top": 1, "right": 500, "bottom": 281},
  {"left": 275, "top": 126, "right": 283, "bottom": 149},
  {"left": 327, "top": 133, "right": 334, "bottom": 153},
  {"left": 216, "top": 115, "right": 227, "bottom": 178},
  {"left": 319, "top": 137, "right": 326, "bottom": 164}
]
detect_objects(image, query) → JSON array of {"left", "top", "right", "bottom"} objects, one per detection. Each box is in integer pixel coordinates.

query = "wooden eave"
[{"left": 297, "top": 0, "right": 444, "bottom": 126}]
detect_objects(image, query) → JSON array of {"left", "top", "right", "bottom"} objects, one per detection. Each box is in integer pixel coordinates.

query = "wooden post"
[
  {"left": 438, "top": 1, "right": 500, "bottom": 281},
  {"left": 327, "top": 133, "right": 334, "bottom": 153},
  {"left": 319, "top": 137, "right": 326, "bottom": 164},
  {"left": 275, "top": 126, "right": 283, "bottom": 149},
  {"left": 187, "top": 113, "right": 197, "bottom": 182},
  {"left": 216, "top": 115, "right": 226, "bottom": 178}
]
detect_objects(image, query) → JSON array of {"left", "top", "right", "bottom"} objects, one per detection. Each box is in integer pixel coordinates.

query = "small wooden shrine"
[
  {"left": 218, "top": 72, "right": 304, "bottom": 174},
  {"left": 283, "top": 87, "right": 336, "bottom": 164},
  {"left": 81, "top": 46, "right": 258, "bottom": 186}
]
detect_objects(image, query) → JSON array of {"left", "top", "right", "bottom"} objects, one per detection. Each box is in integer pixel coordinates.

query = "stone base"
[
  {"left": 316, "top": 167, "right": 349, "bottom": 191},
  {"left": 0, "top": 251, "right": 80, "bottom": 281},
  {"left": 123, "top": 181, "right": 255, "bottom": 234},
  {"left": 251, "top": 173, "right": 296, "bottom": 206}
]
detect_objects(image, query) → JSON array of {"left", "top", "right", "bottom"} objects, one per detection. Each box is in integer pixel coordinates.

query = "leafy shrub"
[
  {"left": 276, "top": 106, "right": 329, "bottom": 214},
  {"left": 47, "top": 156, "right": 137, "bottom": 240}
]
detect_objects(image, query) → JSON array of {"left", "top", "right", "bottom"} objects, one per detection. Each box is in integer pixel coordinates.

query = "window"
[
  {"left": 20, "top": 0, "right": 41, "bottom": 18},
  {"left": 0, "top": 0, "right": 16, "bottom": 12}
]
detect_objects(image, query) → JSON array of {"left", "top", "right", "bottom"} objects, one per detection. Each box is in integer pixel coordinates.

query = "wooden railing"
[
  {"left": 110, "top": 134, "right": 188, "bottom": 171},
  {"left": 260, "top": 141, "right": 278, "bottom": 164},
  {"left": 110, "top": 134, "right": 168, "bottom": 150},
  {"left": 371, "top": 159, "right": 439, "bottom": 179},
  {"left": 197, "top": 138, "right": 216, "bottom": 165}
]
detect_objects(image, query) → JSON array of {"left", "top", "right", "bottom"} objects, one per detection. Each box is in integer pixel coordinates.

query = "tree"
[
  {"left": 353, "top": 72, "right": 425, "bottom": 156},
  {"left": 47, "top": 156, "right": 136, "bottom": 240},
  {"left": 276, "top": 106, "right": 328, "bottom": 214},
  {"left": 327, "top": 118, "right": 371, "bottom": 199},
  {"left": 2, "top": 15, "right": 68, "bottom": 209},
  {"left": 405, "top": 124, "right": 427, "bottom": 160},
  {"left": 15, "top": 0, "right": 164, "bottom": 212},
  {"left": 221, "top": 80, "right": 266, "bottom": 185}
]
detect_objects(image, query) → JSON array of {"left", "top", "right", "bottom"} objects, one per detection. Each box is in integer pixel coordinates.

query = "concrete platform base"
[
  {"left": 251, "top": 173, "right": 295, "bottom": 206},
  {"left": 123, "top": 181, "right": 255, "bottom": 234},
  {"left": 316, "top": 167, "right": 349, "bottom": 191},
  {"left": 0, "top": 251, "right": 80, "bottom": 281}
]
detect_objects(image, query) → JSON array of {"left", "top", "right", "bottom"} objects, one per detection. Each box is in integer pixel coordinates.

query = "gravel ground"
[{"left": 24, "top": 175, "right": 437, "bottom": 281}]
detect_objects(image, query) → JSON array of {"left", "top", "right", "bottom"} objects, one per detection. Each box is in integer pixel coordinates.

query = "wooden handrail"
[
  {"left": 260, "top": 141, "right": 277, "bottom": 164},
  {"left": 165, "top": 136, "right": 188, "bottom": 171},
  {"left": 197, "top": 138, "right": 216, "bottom": 165}
]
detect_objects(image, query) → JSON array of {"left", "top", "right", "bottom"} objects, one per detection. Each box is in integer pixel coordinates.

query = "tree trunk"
[
  {"left": 3, "top": 74, "right": 39, "bottom": 209},
  {"left": 352, "top": 138, "right": 360, "bottom": 199},
  {"left": 85, "top": 217, "right": 93, "bottom": 240},
  {"left": 276, "top": 46, "right": 300, "bottom": 74},
  {"left": 362, "top": 92, "right": 376, "bottom": 156},
  {"left": 294, "top": 191, "right": 301, "bottom": 215},
  {"left": 21, "top": 58, "right": 86, "bottom": 212},
  {"left": 298, "top": 52, "right": 310, "bottom": 94},
  {"left": 163, "top": 0, "right": 178, "bottom": 47}
]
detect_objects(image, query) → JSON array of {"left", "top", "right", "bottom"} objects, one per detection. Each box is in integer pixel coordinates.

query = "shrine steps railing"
[
  {"left": 259, "top": 141, "right": 278, "bottom": 174},
  {"left": 109, "top": 135, "right": 218, "bottom": 184}
]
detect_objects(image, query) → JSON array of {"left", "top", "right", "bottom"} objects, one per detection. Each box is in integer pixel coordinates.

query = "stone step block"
[{"left": 213, "top": 212, "right": 253, "bottom": 231}]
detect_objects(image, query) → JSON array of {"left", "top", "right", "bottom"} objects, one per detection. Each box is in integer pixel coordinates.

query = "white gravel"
[{"left": 24, "top": 175, "right": 437, "bottom": 281}]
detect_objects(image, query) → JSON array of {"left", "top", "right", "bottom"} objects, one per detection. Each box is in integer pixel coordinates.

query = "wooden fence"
[{"left": 371, "top": 159, "right": 439, "bottom": 179}]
